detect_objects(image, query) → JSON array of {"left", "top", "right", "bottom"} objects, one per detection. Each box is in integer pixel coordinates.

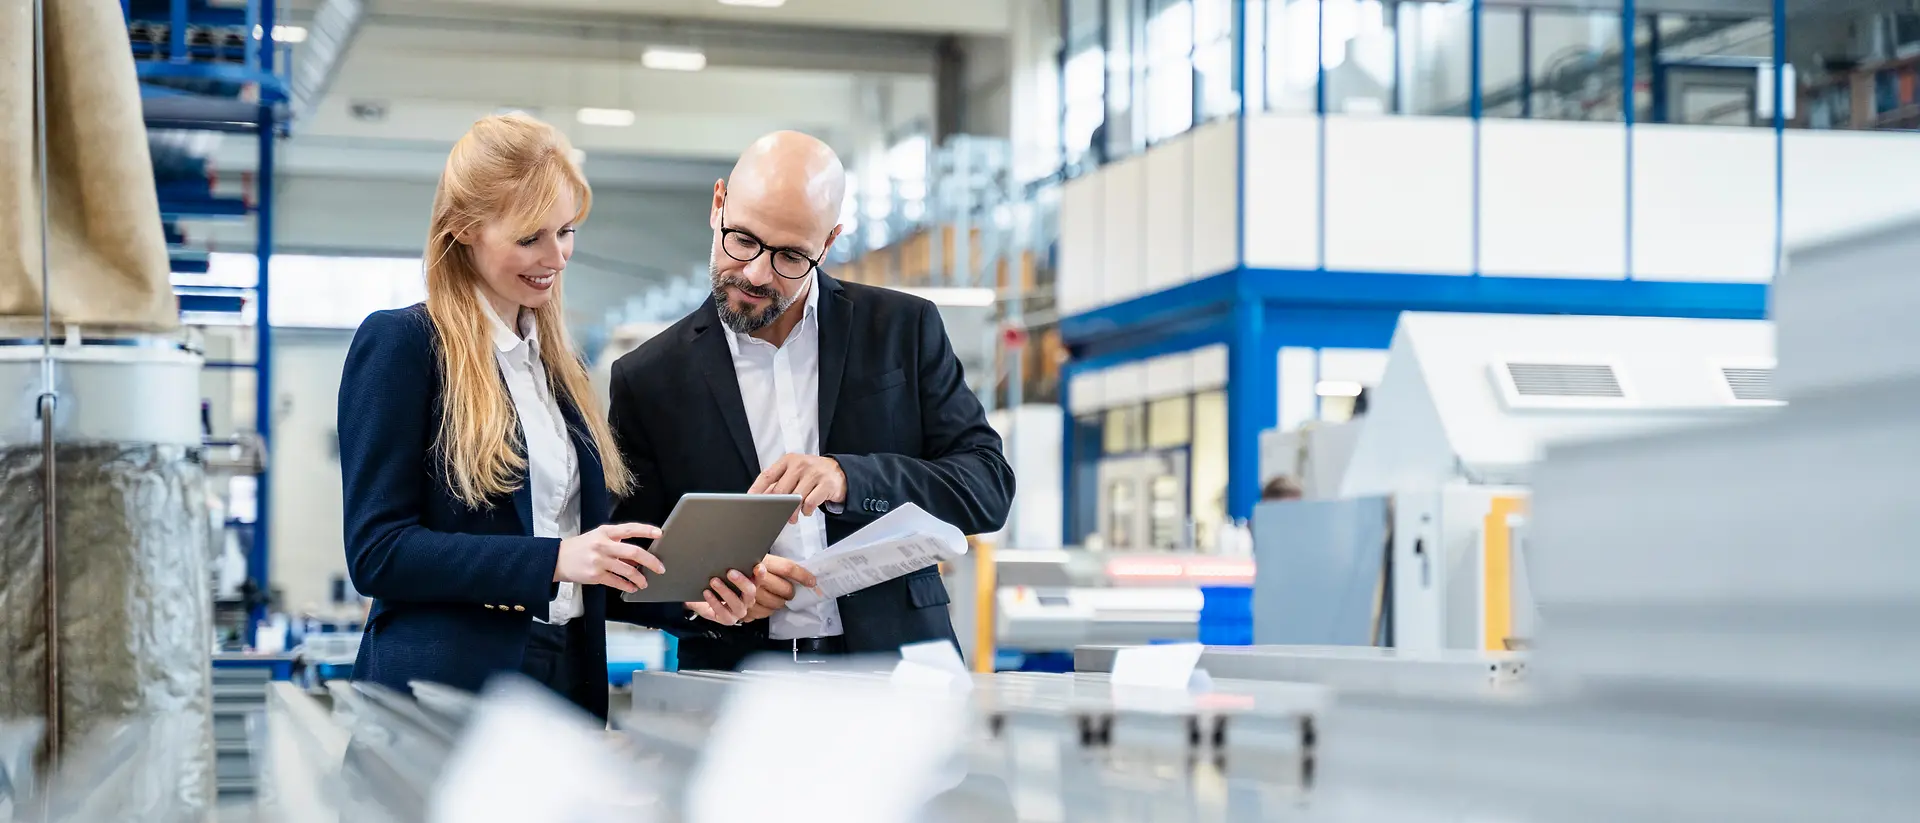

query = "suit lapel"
[
  {"left": 691, "top": 304, "right": 762, "bottom": 478},
  {"left": 816, "top": 273, "right": 853, "bottom": 445}
]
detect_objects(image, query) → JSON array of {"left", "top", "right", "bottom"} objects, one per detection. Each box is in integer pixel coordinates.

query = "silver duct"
[{"left": 0, "top": 346, "right": 215, "bottom": 819}]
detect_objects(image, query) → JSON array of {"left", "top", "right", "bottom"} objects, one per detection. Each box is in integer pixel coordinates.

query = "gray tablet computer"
[{"left": 619, "top": 493, "right": 802, "bottom": 603}]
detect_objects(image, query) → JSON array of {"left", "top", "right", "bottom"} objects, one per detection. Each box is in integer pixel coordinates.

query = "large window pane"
[
  {"left": 1397, "top": 0, "right": 1472, "bottom": 115},
  {"left": 1194, "top": 0, "right": 1239, "bottom": 120},
  {"left": 1145, "top": 0, "right": 1196, "bottom": 142},
  {"left": 1324, "top": 0, "right": 1396, "bottom": 114},
  {"left": 1639, "top": 11, "right": 1774, "bottom": 127},
  {"left": 1105, "top": 0, "right": 1140, "bottom": 161},
  {"left": 1147, "top": 395, "right": 1192, "bottom": 448},
  {"left": 1189, "top": 390, "right": 1228, "bottom": 551},
  {"left": 1064, "top": 47, "right": 1108, "bottom": 166},
  {"left": 1481, "top": 7, "right": 1628, "bottom": 122},
  {"left": 1260, "top": 0, "right": 1321, "bottom": 113}
]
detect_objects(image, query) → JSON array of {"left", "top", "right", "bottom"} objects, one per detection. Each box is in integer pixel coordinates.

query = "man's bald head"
[
  {"left": 706, "top": 131, "right": 847, "bottom": 338},
  {"left": 725, "top": 131, "right": 847, "bottom": 233}
]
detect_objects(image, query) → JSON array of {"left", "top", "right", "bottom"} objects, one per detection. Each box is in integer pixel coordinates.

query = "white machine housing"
[{"left": 1337, "top": 312, "right": 1779, "bottom": 652}]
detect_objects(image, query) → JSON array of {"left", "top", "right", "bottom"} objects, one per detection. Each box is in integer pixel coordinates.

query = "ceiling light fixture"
[
  {"left": 576, "top": 107, "right": 636, "bottom": 127},
  {"left": 887, "top": 287, "right": 996, "bottom": 308},
  {"left": 719, "top": 0, "right": 788, "bottom": 7},
  {"left": 642, "top": 46, "right": 708, "bottom": 72},
  {"left": 1315, "top": 380, "right": 1365, "bottom": 398},
  {"left": 253, "top": 24, "right": 308, "bottom": 43}
]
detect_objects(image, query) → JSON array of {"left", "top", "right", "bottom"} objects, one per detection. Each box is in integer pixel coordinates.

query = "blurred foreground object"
[{"left": 0, "top": 0, "right": 174, "bottom": 330}]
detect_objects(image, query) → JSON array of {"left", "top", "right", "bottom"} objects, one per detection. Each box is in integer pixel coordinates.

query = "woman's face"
[{"left": 466, "top": 188, "right": 577, "bottom": 317}]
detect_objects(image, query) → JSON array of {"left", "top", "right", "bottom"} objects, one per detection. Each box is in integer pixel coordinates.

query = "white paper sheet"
[{"left": 784, "top": 503, "right": 968, "bottom": 610}]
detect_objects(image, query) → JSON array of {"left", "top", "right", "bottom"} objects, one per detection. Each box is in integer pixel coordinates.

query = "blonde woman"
[{"left": 337, "top": 114, "right": 753, "bottom": 718}]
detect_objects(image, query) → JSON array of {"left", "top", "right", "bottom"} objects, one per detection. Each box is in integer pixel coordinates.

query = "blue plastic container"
[{"left": 1198, "top": 585, "right": 1254, "bottom": 646}]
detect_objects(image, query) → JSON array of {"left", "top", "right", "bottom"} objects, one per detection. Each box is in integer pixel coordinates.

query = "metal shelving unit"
[{"left": 126, "top": 0, "right": 287, "bottom": 648}]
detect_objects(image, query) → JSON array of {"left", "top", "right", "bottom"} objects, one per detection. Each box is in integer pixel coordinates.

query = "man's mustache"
[{"left": 717, "top": 276, "right": 777, "bottom": 301}]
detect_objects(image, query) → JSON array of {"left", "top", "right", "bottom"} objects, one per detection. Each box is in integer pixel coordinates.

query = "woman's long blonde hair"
[{"left": 423, "top": 113, "right": 630, "bottom": 508}]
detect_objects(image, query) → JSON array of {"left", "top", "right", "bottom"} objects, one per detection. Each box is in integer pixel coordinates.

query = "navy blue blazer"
[{"left": 337, "top": 304, "right": 681, "bottom": 719}]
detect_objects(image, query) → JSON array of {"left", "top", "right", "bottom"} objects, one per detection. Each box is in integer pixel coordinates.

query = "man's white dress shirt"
[
  {"left": 722, "top": 280, "right": 843, "bottom": 640},
  {"left": 480, "top": 294, "right": 585, "bottom": 625}
]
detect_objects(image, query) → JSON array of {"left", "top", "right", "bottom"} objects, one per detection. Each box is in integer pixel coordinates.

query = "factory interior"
[{"left": 4, "top": 0, "right": 1920, "bottom": 820}]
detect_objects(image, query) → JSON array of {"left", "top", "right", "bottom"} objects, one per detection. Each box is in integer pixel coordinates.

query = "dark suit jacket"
[
  {"left": 338, "top": 304, "right": 683, "bottom": 719},
  {"left": 607, "top": 273, "right": 1014, "bottom": 671}
]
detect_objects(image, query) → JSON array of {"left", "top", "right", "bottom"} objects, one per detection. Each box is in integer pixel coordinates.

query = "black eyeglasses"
[{"left": 718, "top": 203, "right": 827, "bottom": 280}]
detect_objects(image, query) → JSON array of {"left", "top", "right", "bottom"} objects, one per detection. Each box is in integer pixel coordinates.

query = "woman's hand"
[
  {"left": 554, "top": 523, "right": 665, "bottom": 593},
  {"left": 685, "top": 571, "right": 757, "bottom": 626}
]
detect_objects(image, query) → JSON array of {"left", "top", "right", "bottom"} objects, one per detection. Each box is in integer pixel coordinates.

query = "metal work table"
[{"left": 1074, "top": 644, "right": 1528, "bottom": 695}]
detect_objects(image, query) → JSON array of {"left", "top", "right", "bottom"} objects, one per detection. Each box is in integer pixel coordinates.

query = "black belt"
[{"left": 763, "top": 636, "right": 847, "bottom": 658}]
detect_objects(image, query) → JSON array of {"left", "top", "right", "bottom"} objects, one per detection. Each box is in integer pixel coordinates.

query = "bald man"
[{"left": 606, "top": 131, "right": 1015, "bottom": 671}]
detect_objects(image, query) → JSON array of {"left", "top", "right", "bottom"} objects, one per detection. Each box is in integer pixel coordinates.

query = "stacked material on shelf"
[{"left": 0, "top": 0, "right": 174, "bottom": 330}]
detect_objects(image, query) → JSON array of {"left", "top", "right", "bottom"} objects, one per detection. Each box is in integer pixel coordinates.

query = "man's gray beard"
[{"left": 710, "top": 261, "right": 791, "bottom": 335}]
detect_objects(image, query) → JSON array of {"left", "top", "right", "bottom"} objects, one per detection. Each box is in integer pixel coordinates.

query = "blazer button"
[
  {"left": 513, "top": 605, "right": 526, "bottom": 612},
  {"left": 484, "top": 604, "right": 496, "bottom": 610}
]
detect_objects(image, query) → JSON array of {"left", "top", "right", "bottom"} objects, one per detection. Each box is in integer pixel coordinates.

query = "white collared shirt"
[
  {"left": 722, "top": 279, "right": 843, "bottom": 639},
  {"left": 480, "top": 294, "right": 585, "bottom": 625}
]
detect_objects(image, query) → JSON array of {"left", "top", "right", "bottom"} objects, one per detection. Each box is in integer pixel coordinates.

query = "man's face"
[{"left": 708, "top": 187, "right": 834, "bottom": 335}]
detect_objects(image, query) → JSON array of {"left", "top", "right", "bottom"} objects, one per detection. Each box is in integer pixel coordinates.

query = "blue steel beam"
[{"left": 1061, "top": 268, "right": 1771, "bottom": 351}]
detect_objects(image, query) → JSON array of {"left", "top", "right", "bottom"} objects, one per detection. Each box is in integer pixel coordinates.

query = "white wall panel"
[
  {"left": 1318, "top": 348, "right": 1390, "bottom": 386},
  {"left": 1101, "top": 157, "right": 1150, "bottom": 305},
  {"left": 1479, "top": 120, "right": 1628, "bottom": 279},
  {"left": 1631, "top": 124, "right": 1775, "bottom": 283},
  {"left": 1056, "top": 173, "right": 1103, "bottom": 315},
  {"left": 1783, "top": 130, "right": 1920, "bottom": 250},
  {"left": 1104, "top": 363, "right": 1150, "bottom": 407},
  {"left": 1323, "top": 116, "right": 1474, "bottom": 274},
  {"left": 1192, "top": 343, "right": 1229, "bottom": 390},
  {"left": 1189, "top": 120, "right": 1242, "bottom": 279},
  {"left": 1278, "top": 347, "right": 1320, "bottom": 433},
  {"left": 1242, "top": 113, "right": 1321, "bottom": 270},
  {"left": 1145, "top": 352, "right": 1192, "bottom": 398},
  {"left": 1145, "top": 133, "right": 1195, "bottom": 294},
  {"left": 1068, "top": 370, "right": 1105, "bottom": 415}
]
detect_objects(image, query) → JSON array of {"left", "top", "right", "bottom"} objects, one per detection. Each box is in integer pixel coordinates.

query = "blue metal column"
[
  {"left": 1622, "top": 0, "right": 1637, "bottom": 279},
  {"left": 1772, "top": 0, "right": 1786, "bottom": 282},
  {"left": 1225, "top": 296, "right": 1272, "bottom": 520},
  {"left": 1059, "top": 370, "right": 1076, "bottom": 546},
  {"left": 249, "top": 78, "right": 276, "bottom": 641}
]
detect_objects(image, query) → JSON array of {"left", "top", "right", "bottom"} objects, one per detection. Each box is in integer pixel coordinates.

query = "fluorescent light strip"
[
  {"left": 576, "top": 107, "right": 636, "bottom": 127},
  {"left": 886, "top": 287, "right": 996, "bottom": 307},
  {"left": 253, "top": 25, "right": 308, "bottom": 43},
  {"left": 642, "top": 47, "right": 707, "bottom": 72},
  {"left": 719, "top": 0, "right": 787, "bottom": 7},
  {"left": 1315, "top": 380, "right": 1365, "bottom": 398}
]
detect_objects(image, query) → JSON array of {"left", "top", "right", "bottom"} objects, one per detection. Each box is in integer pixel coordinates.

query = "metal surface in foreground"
[{"left": 1074, "top": 644, "right": 1527, "bottom": 695}]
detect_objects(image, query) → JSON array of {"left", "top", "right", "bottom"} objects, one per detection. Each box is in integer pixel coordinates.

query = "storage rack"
[{"left": 125, "top": 0, "right": 288, "bottom": 647}]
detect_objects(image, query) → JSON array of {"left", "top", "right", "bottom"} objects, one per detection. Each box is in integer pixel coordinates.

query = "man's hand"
[
  {"left": 745, "top": 555, "right": 821, "bottom": 621},
  {"left": 685, "top": 570, "right": 756, "bottom": 626},
  {"left": 748, "top": 453, "right": 847, "bottom": 523}
]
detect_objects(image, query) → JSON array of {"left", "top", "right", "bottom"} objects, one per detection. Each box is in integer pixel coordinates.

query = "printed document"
[{"left": 785, "top": 503, "right": 967, "bottom": 610}]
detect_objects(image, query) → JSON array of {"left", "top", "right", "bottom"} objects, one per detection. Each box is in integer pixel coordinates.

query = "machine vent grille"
[
  {"left": 1504, "top": 363, "right": 1625, "bottom": 398},
  {"left": 1722, "top": 366, "right": 1776, "bottom": 402}
]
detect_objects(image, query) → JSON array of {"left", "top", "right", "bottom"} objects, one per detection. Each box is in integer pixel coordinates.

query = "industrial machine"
[
  {"left": 981, "top": 549, "right": 1251, "bottom": 659},
  {"left": 1259, "top": 312, "right": 1780, "bottom": 654}
]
